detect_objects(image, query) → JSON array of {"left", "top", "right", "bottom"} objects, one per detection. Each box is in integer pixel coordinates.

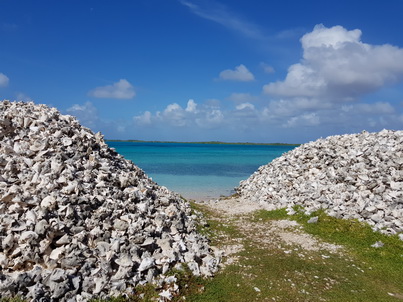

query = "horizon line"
[{"left": 105, "top": 139, "right": 301, "bottom": 146}]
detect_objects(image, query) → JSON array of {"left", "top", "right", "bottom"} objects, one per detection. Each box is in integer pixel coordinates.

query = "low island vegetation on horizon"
[{"left": 106, "top": 139, "right": 301, "bottom": 146}]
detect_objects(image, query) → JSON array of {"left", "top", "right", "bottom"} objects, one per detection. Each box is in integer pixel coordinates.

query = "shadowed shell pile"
[
  {"left": 0, "top": 100, "right": 218, "bottom": 301},
  {"left": 237, "top": 129, "right": 403, "bottom": 235}
]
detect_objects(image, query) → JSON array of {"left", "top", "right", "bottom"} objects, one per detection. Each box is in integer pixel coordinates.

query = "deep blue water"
[{"left": 107, "top": 141, "right": 296, "bottom": 200}]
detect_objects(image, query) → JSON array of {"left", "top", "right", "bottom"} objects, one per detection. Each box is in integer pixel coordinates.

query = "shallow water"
[{"left": 107, "top": 141, "right": 296, "bottom": 201}]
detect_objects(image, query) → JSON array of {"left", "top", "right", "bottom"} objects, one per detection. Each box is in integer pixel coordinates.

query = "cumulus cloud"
[
  {"left": 65, "top": 26, "right": 403, "bottom": 143},
  {"left": 259, "top": 100, "right": 396, "bottom": 131},
  {"left": 71, "top": 25, "right": 403, "bottom": 143},
  {"left": 196, "top": 109, "right": 224, "bottom": 128},
  {"left": 0, "top": 73, "right": 9, "bottom": 87},
  {"left": 131, "top": 97, "right": 400, "bottom": 140},
  {"left": 160, "top": 103, "right": 188, "bottom": 127},
  {"left": 88, "top": 79, "right": 135, "bottom": 99},
  {"left": 65, "top": 96, "right": 401, "bottom": 143},
  {"left": 263, "top": 24, "right": 403, "bottom": 102},
  {"left": 284, "top": 112, "right": 320, "bottom": 128},
  {"left": 264, "top": 98, "right": 331, "bottom": 119},
  {"left": 219, "top": 64, "right": 254, "bottom": 81},
  {"left": 236, "top": 102, "right": 255, "bottom": 110},
  {"left": 133, "top": 99, "right": 225, "bottom": 130},
  {"left": 185, "top": 99, "right": 197, "bottom": 113},
  {"left": 341, "top": 102, "right": 395, "bottom": 114},
  {"left": 134, "top": 111, "right": 152, "bottom": 126}
]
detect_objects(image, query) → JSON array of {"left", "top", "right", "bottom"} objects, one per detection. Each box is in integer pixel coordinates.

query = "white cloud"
[
  {"left": 90, "top": 23, "right": 403, "bottom": 142},
  {"left": 161, "top": 103, "right": 188, "bottom": 127},
  {"left": 134, "top": 111, "right": 152, "bottom": 126},
  {"left": 301, "top": 25, "right": 361, "bottom": 49},
  {"left": 284, "top": 112, "right": 320, "bottom": 128},
  {"left": 256, "top": 24, "right": 403, "bottom": 136},
  {"left": 130, "top": 94, "right": 401, "bottom": 141},
  {"left": 133, "top": 99, "right": 226, "bottom": 130},
  {"left": 264, "top": 24, "right": 403, "bottom": 102},
  {"left": 65, "top": 95, "right": 402, "bottom": 143},
  {"left": 264, "top": 63, "right": 327, "bottom": 98},
  {"left": 0, "top": 73, "right": 9, "bottom": 87},
  {"left": 196, "top": 109, "right": 224, "bottom": 129},
  {"left": 164, "top": 103, "right": 182, "bottom": 113},
  {"left": 219, "top": 64, "right": 254, "bottom": 81},
  {"left": 262, "top": 98, "right": 329, "bottom": 120},
  {"left": 258, "top": 94, "right": 402, "bottom": 133},
  {"left": 236, "top": 102, "right": 255, "bottom": 110},
  {"left": 341, "top": 102, "right": 395, "bottom": 114},
  {"left": 185, "top": 99, "right": 197, "bottom": 113},
  {"left": 88, "top": 79, "right": 135, "bottom": 99},
  {"left": 276, "top": 101, "right": 397, "bottom": 130}
]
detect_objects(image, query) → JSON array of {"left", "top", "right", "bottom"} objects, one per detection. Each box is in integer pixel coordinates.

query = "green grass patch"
[
  {"left": 190, "top": 202, "right": 242, "bottom": 245},
  {"left": 189, "top": 236, "right": 403, "bottom": 302},
  {"left": 0, "top": 298, "right": 26, "bottom": 302},
  {"left": 253, "top": 207, "right": 289, "bottom": 220},
  {"left": 184, "top": 205, "right": 403, "bottom": 301},
  {"left": 252, "top": 207, "right": 403, "bottom": 301}
]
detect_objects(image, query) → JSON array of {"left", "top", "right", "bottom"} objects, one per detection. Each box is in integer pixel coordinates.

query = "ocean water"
[{"left": 107, "top": 141, "right": 297, "bottom": 201}]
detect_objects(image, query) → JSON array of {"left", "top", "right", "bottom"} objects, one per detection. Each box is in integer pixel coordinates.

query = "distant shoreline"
[{"left": 106, "top": 139, "right": 300, "bottom": 147}]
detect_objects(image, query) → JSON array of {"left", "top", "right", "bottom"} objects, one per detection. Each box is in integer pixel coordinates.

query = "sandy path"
[{"left": 196, "top": 196, "right": 343, "bottom": 259}]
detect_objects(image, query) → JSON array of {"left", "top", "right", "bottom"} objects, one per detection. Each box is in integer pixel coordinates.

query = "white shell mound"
[
  {"left": 0, "top": 100, "right": 218, "bottom": 301},
  {"left": 236, "top": 130, "right": 403, "bottom": 234}
]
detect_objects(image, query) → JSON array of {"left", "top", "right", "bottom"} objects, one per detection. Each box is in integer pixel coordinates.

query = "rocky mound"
[
  {"left": 236, "top": 130, "right": 403, "bottom": 234},
  {"left": 0, "top": 100, "right": 218, "bottom": 301}
]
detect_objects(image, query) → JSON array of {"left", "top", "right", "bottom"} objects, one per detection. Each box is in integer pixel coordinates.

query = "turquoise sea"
[{"left": 107, "top": 141, "right": 297, "bottom": 201}]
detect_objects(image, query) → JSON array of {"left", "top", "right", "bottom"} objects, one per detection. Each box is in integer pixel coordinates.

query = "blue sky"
[{"left": 1, "top": 0, "right": 403, "bottom": 143}]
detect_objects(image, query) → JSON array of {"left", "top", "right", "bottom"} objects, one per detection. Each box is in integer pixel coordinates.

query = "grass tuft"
[{"left": 0, "top": 298, "right": 26, "bottom": 302}]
